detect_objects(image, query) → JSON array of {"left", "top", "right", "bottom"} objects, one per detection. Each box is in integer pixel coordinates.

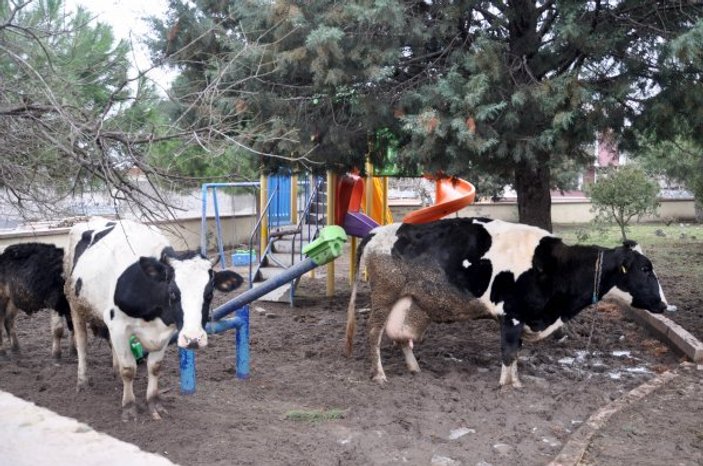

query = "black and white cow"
[
  {"left": 345, "top": 217, "right": 672, "bottom": 387},
  {"left": 0, "top": 242, "right": 72, "bottom": 359},
  {"left": 64, "top": 217, "right": 243, "bottom": 421}
]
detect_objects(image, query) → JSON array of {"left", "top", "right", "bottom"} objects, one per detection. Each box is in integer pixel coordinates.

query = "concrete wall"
[
  {"left": 390, "top": 199, "right": 697, "bottom": 224},
  {"left": 0, "top": 214, "right": 257, "bottom": 252},
  {"left": 0, "top": 198, "right": 696, "bottom": 252}
]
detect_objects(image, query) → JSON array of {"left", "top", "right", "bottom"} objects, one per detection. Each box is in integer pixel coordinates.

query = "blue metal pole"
[
  {"left": 199, "top": 181, "right": 260, "bottom": 260},
  {"left": 205, "top": 306, "right": 249, "bottom": 378},
  {"left": 212, "top": 187, "right": 227, "bottom": 268},
  {"left": 179, "top": 305, "right": 250, "bottom": 394},
  {"left": 212, "top": 257, "right": 318, "bottom": 321},
  {"left": 234, "top": 305, "right": 249, "bottom": 379},
  {"left": 200, "top": 184, "right": 208, "bottom": 256},
  {"left": 179, "top": 348, "right": 196, "bottom": 395}
]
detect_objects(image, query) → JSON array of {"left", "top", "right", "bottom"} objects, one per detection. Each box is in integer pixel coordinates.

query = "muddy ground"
[{"left": 0, "top": 250, "right": 701, "bottom": 466}]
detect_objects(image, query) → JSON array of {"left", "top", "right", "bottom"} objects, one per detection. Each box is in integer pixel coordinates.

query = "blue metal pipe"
[
  {"left": 199, "top": 181, "right": 261, "bottom": 258},
  {"left": 234, "top": 306, "right": 249, "bottom": 380},
  {"left": 180, "top": 305, "right": 250, "bottom": 394},
  {"left": 179, "top": 348, "right": 196, "bottom": 395},
  {"left": 212, "top": 187, "right": 226, "bottom": 268},
  {"left": 200, "top": 184, "right": 208, "bottom": 256},
  {"left": 212, "top": 257, "right": 318, "bottom": 321}
]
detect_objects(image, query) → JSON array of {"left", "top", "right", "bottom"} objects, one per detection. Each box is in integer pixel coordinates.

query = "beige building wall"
[
  {"left": 0, "top": 215, "right": 257, "bottom": 253},
  {"left": 0, "top": 199, "right": 696, "bottom": 252},
  {"left": 391, "top": 199, "right": 697, "bottom": 225}
]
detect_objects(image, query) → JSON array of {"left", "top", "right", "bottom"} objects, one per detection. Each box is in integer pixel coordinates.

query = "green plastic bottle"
[{"left": 129, "top": 335, "right": 145, "bottom": 363}]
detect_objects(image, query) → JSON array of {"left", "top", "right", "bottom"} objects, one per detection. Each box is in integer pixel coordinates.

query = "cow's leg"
[
  {"left": 367, "top": 295, "right": 396, "bottom": 384},
  {"left": 386, "top": 297, "right": 429, "bottom": 375},
  {"left": 71, "top": 306, "right": 90, "bottom": 390},
  {"left": 400, "top": 342, "right": 420, "bottom": 373},
  {"left": 146, "top": 346, "right": 168, "bottom": 420},
  {"left": 5, "top": 304, "right": 19, "bottom": 352},
  {"left": 368, "top": 312, "right": 388, "bottom": 383},
  {"left": 50, "top": 310, "right": 64, "bottom": 360},
  {"left": 0, "top": 297, "right": 7, "bottom": 358},
  {"left": 110, "top": 334, "right": 138, "bottom": 422},
  {"left": 112, "top": 347, "right": 120, "bottom": 376},
  {"left": 499, "top": 316, "right": 524, "bottom": 388}
]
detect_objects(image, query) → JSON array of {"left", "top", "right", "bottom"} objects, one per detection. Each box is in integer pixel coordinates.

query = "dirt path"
[
  {"left": 1, "top": 268, "right": 695, "bottom": 466},
  {"left": 581, "top": 363, "right": 702, "bottom": 466}
]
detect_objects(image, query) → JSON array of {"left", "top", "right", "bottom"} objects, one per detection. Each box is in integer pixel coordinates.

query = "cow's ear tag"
[{"left": 621, "top": 265, "right": 627, "bottom": 274}]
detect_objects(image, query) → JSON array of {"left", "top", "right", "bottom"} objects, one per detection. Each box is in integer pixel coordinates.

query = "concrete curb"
[
  {"left": 547, "top": 368, "right": 680, "bottom": 466},
  {"left": 626, "top": 307, "right": 703, "bottom": 362},
  {"left": 0, "top": 391, "right": 177, "bottom": 466}
]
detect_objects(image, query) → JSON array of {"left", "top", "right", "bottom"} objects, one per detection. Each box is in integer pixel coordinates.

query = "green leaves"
[{"left": 587, "top": 165, "right": 661, "bottom": 241}]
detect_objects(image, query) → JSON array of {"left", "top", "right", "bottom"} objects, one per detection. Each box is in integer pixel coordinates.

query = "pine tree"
[{"left": 151, "top": 1, "right": 703, "bottom": 230}]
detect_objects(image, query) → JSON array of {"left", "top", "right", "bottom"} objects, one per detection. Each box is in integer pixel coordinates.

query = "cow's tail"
[{"left": 344, "top": 232, "right": 375, "bottom": 357}]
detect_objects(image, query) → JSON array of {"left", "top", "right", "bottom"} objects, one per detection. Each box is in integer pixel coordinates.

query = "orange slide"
[{"left": 402, "top": 177, "right": 476, "bottom": 224}]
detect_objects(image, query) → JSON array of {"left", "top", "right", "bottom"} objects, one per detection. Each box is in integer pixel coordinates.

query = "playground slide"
[
  {"left": 402, "top": 177, "right": 476, "bottom": 224},
  {"left": 337, "top": 174, "right": 388, "bottom": 238},
  {"left": 369, "top": 177, "right": 393, "bottom": 225}
]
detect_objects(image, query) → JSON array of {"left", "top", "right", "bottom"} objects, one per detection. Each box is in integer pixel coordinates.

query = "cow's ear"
[
  {"left": 160, "top": 247, "right": 176, "bottom": 263},
  {"left": 622, "top": 240, "right": 644, "bottom": 254},
  {"left": 616, "top": 249, "right": 635, "bottom": 274},
  {"left": 213, "top": 270, "right": 243, "bottom": 292},
  {"left": 139, "top": 257, "right": 168, "bottom": 282}
]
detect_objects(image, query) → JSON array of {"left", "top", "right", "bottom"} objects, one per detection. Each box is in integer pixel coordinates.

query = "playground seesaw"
[{"left": 178, "top": 225, "right": 348, "bottom": 394}]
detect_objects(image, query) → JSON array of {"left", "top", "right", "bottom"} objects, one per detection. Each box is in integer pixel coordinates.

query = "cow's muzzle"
[
  {"left": 651, "top": 301, "right": 667, "bottom": 314},
  {"left": 177, "top": 331, "right": 208, "bottom": 349}
]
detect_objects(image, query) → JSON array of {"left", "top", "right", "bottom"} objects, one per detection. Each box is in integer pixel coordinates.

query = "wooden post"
[
  {"left": 326, "top": 171, "right": 336, "bottom": 297},
  {"left": 259, "top": 174, "right": 268, "bottom": 260}
]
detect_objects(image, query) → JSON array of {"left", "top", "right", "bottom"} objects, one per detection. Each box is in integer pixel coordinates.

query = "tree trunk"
[
  {"left": 695, "top": 200, "right": 703, "bottom": 223},
  {"left": 514, "top": 154, "right": 553, "bottom": 232}
]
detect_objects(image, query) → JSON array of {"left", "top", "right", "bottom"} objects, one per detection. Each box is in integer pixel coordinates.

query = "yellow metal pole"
[
  {"left": 309, "top": 173, "right": 316, "bottom": 279},
  {"left": 326, "top": 171, "right": 336, "bottom": 297},
  {"left": 259, "top": 174, "right": 268, "bottom": 260},
  {"left": 382, "top": 176, "right": 389, "bottom": 225},
  {"left": 365, "top": 159, "right": 373, "bottom": 217},
  {"left": 290, "top": 174, "right": 298, "bottom": 225}
]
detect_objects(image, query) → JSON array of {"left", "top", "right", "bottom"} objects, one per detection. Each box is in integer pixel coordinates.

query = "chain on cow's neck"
[
  {"left": 585, "top": 250, "right": 605, "bottom": 363},
  {"left": 592, "top": 250, "right": 604, "bottom": 305}
]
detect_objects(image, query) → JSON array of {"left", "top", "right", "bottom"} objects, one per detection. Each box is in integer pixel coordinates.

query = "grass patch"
[
  {"left": 284, "top": 408, "right": 347, "bottom": 422},
  {"left": 554, "top": 222, "right": 703, "bottom": 249},
  {"left": 554, "top": 222, "right": 703, "bottom": 288}
]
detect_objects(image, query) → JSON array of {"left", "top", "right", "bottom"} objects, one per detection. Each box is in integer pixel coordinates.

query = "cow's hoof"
[
  {"left": 51, "top": 351, "right": 61, "bottom": 361},
  {"left": 121, "top": 403, "right": 138, "bottom": 422},
  {"left": 76, "top": 377, "right": 90, "bottom": 392},
  {"left": 498, "top": 382, "right": 523, "bottom": 393},
  {"left": 371, "top": 374, "right": 388, "bottom": 385},
  {"left": 148, "top": 398, "right": 168, "bottom": 420}
]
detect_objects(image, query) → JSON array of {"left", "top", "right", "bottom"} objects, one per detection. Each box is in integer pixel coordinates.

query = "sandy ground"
[{"left": 0, "top": 246, "right": 700, "bottom": 465}]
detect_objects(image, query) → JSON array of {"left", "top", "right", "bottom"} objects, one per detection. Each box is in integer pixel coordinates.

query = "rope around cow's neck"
[
  {"left": 581, "top": 250, "right": 605, "bottom": 375},
  {"left": 592, "top": 250, "right": 604, "bottom": 305}
]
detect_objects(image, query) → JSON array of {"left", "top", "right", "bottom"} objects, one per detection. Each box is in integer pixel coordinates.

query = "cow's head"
[
  {"left": 604, "top": 240, "right": 668, "bottom": 313},
  {"left": 140, "top": 248, "right": 243, "bottom": 349}
]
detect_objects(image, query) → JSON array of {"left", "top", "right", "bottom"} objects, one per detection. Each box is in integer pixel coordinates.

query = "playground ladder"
[{"left": 250, "top": 176, "right": 326, "bottom": 304}]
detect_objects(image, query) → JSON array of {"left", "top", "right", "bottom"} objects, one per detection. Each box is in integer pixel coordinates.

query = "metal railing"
[{"left": 199, "top": 182, "right": 260, "bottom": 268}]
